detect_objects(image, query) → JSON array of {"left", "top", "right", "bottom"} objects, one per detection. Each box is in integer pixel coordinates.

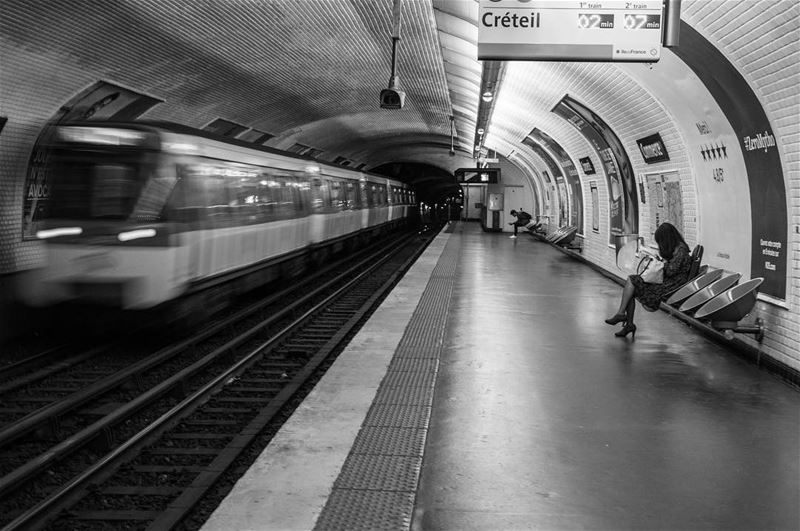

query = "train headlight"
[
  {"left": 118, "top": 228, "right": 157, "bottom": 242},
  {"left": 36, "top": 227, "right": 83, "bottom": 239}
]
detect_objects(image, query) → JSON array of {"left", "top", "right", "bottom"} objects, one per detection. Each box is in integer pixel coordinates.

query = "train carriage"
[{"left": 24, "top": 121, "right": 413, "bottom": 320}]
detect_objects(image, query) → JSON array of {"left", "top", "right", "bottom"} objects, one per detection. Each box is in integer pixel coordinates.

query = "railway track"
[{"left": 0, "top": 228, "right": 434, "bottom": 530}]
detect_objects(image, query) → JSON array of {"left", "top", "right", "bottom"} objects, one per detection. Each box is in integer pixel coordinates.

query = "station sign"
[
  {"left": 478, "top": 0, "right": 665, "bottom": 62},
  {"left": 456, "top": 167, "right": 501, "bottom": 183},
  {"left": 636, "top": 132, "right": 670, "bottom": 163}
]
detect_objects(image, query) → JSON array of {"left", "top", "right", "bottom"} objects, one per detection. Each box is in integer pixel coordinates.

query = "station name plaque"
[{"left": 478, "top": 0, "right": 665, "bottom": 62}]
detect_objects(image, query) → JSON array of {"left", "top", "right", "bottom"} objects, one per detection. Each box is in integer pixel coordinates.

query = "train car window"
[
  {"left": 344, "top": 181, "right": 357, "bottom": 210},
  {"left": 165, "top": 168, "right": 208, "bottom": 225},
  {"left": 292, "top": 171, "right": 310, "bottom": 215},
  {"left": 254, "top": 175, "right": 277, "bottom": 222},
  {"left": 275, "top": 175, "right": 297, "bottom": 220},
  {"left": 370, "top": 183, "right": 386, "bottom": 207},
  {"left": 89, "top": 165, "right": 140, "bottom": 218},
  {"left": 330, "top": 180, "right": 346, "bottom": 211},
  {"left": 204, "top": 174, "right": 232, "bottom": 227},
  {"left": 230, "top": 174, "right": 261, "bottom": 225},
  {"left": 288, "top": 177, "right": 303, "bottom": 216},
  {"left": 45, "top": 156, "right": 144, "bottom": 220},
  {"left": 131, "top": 171, "right": 177, "bottom": 222},
  {"left": 311, "top": 178, "right": 332, "bottom": 212}
]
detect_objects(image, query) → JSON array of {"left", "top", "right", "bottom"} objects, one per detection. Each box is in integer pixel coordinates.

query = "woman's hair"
[{"left": 654, "top": 222, "right": 686, "bottom": 260}]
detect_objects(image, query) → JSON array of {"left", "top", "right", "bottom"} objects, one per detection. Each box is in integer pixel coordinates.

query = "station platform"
[{"left": 202, "top": 221, "right": 800, "bottom": 531}]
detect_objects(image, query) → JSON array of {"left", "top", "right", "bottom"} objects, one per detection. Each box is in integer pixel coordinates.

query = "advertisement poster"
[
  {"left": 590, "top": 181, "right": 599, "bottom": 232},
  {"left": 552, "top": 95, "right": 638, "bottom": 245},
  {"left": 522, "top": 137, "right": 560, "bottom": 183},
  {"left": 674, "top": 22, "right": 787, "bottom": 300},
  {"left": 645, "top": 171, "right": 683, "bottom": 239},
  {"left": 527, "top": 128, "right": 583, "bottom": 232},
  {"left": 556, "top": 177, "right": 569, "bottom": 228}
]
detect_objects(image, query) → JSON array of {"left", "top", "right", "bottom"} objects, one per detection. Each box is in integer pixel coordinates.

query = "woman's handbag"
[{"left": 637, "top": 255, "right": 664, "bottom": 284}]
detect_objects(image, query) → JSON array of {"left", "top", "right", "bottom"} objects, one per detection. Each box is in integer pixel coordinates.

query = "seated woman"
[{"left": 605, "top": 222, "right": 692, "bottom": 338}]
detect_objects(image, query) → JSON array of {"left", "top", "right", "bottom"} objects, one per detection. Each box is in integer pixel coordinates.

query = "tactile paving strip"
[
  {"left": 373, "top": 384, "right": 435, "bottom": 406},
  {"left": 350, "top": 427, "right": 427, "bottom": 456},
  {"left": 314, "top": 230, "right": 462, "bottom": 531},
  {"left": 316, "top": 490, "right": 416, "bottom": 531},
  {"left": 363, "top": 404, "right": 431, "bottom": 429},
  {"left": 333, "top": 454, "right": 422, "bottom": 491}
]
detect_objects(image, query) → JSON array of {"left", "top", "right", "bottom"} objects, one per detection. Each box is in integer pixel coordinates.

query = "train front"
[{"left": 24, "top": 124, "right": 187, "bottom": 313}]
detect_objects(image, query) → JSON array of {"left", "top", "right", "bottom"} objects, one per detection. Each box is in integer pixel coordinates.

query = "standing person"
[
  {"left": 604, "top": 222, "right": 692, "bottom": 338},
  {"left": 508, "top": 209, "right": 532, "bottom": 239}
]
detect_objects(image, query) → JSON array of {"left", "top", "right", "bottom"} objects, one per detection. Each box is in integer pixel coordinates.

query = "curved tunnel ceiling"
[{"left": 1, "top": 0, "right": 796, "bottom": 194}]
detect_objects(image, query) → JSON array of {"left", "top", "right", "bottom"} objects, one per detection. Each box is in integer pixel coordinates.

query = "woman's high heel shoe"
[
  {"left": 604, "top": 313, "right": 627, "bottom": 325},
  {"left": 614, "top": 323, "right": 637, "bottom": 338}
]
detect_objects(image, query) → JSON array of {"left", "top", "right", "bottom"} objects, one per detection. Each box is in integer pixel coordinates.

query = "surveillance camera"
[{"left": 380, "top": 88, "right": 405, "bottom": 109}]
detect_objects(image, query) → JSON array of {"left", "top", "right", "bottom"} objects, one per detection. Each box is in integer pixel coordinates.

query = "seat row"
[{"left": 624, "top": 241, "right": 765, "bottom": 342}]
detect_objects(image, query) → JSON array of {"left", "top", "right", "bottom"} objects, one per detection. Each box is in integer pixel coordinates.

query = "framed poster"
[{"left": 645, "top": 170, "right": 683, "bottom": 239}]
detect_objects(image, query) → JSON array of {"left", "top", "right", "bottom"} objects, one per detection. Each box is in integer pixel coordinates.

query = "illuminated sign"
[
  {"left": 478, "top": 0, "right": 664, "bottom": 62},
  {"left": 456, "top": 167, "right": 501, "bottom": 183},
  {"left": 636, "top": 132, "right": 669, "bottom": 163}
]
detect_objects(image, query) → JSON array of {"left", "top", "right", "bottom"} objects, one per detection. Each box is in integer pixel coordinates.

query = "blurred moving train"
[{"left": 23, "top": 121, "right": 415, "bottom": 324}]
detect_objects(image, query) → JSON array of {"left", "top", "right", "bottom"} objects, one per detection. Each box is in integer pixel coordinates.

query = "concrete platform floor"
[{"left": 411, "top": 223, "right": 799, "bottom": 531}]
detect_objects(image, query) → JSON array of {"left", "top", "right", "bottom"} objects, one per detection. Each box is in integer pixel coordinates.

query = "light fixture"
[
  {"left": 477, "top": 128, "right": 485, "bottom": 135},
  {"left": 482, "top": 91, "right": 493, "bottom": 102}
]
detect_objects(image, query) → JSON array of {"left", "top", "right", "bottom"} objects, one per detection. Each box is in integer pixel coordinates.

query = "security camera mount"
[{"left": 380, "top": 0, "right": 406, "bottom": 109}]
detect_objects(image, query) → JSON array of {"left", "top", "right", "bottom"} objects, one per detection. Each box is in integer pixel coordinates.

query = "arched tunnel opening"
[{"left": 370, "top": 162, "right": 460, "bottom": 205}]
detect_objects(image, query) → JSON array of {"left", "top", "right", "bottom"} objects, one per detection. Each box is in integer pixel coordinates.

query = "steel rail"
[
  {"left": 0, "top": 233, "right": 417, "bottom": 529},
  {"left": 0, "top": 235, "right": 388, "bottom": 452}
]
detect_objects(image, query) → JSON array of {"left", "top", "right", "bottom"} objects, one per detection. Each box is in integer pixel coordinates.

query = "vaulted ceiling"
[{"left": 2, "top": 0, "right": 797, "bottom": 203}]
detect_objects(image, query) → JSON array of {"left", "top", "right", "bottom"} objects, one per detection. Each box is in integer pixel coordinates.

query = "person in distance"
[
  {"left": 508, "top": 209, "right": 532, "bottom": 239},
  {"left": 605, "top": 222, "right": 692, "bottom": 338}
]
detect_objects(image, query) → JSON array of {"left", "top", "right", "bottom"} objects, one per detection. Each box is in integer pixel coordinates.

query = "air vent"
[
  {"left": 238, "top": 129, "right": 274, "bottom": 144},
  {"left": 203, "top": 119, "right": 247, "bottom": 137},
  {"left": 288, "top": 143, "right": 323, "bottom": 157}
]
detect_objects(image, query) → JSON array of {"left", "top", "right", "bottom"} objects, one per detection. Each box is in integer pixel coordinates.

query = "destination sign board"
[{"left": 478, "top": 0, "right": 664, "bottom": 62}]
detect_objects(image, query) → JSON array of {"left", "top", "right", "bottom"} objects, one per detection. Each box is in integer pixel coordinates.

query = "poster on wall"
[
  {"left": 674, "top": 22, "right": 786, "bottom": 301},
  {"left": 22, "top": 81, "right": 161, "bottom": 240},
  {"left": 590, "top": 181, "right": 599, "bottom": 232},
  {"left": 556, "top": 178, "right": 569, "bottom": 228},
  {"left": 645, "top": 171, "right": 683, "bottom": 240},
  {"left": 522, "top": 137, "right": 560, "bottom": 182},
  {"left": 552, "top": 95, "right": 638, "bottom": 245},
  {"left": 527, "top": 128, "right": 583, "bottom": 233}
]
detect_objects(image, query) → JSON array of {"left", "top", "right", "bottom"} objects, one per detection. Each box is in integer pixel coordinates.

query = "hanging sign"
[{"left": 478, "top": 0, "right": 664, "bottom": 62}]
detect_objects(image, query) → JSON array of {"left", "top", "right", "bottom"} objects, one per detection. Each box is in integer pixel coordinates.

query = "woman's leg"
[
  {"left": 616, "top": 277, "right": 636, "bottom": 315},
  {"left": 625, "top": 296, "right": 636, "bottom": 325}
]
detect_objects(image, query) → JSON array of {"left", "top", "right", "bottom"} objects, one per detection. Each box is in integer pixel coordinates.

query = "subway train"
[{"left": 23, "top": 121, "right": 414, "bottom": 324}]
